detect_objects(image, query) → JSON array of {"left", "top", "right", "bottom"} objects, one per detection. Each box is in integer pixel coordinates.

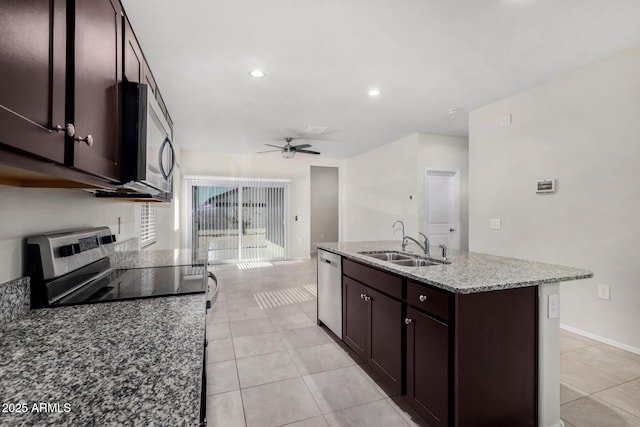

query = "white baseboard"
[{"left": 560, "top": 324, "right": 640, "bottom": 355}]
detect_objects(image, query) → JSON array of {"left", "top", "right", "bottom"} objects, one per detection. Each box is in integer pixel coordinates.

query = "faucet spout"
[{"left": 392, "top": 221, "right": 407, "bottom": 251}]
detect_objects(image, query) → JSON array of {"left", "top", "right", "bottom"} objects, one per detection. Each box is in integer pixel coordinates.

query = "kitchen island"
[{"left": 317, "top": 241, "right": 592, "bottom": 427}]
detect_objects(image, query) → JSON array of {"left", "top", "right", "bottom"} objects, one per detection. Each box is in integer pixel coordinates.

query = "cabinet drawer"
[
  {"left": 343, "top": 259, "right": 402, "bottom": 300},
  {"left": 407, "top": 280, "right": 451, "bottom": 321}
]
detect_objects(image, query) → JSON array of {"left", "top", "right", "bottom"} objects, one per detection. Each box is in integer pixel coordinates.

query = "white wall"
[
  {"left": 342, "top": 133, "right": 469, "bottom": 247},
  {"left": 310, "top": 166, "right": 339, "bottom": 252},
  {"left": 418, "top": 133, "right": 469, "bottom": 250},
  {"left": 0, "top": 181, "right": 181, "bottom": 284},
  {"left": 0, "top": 187, "right": 135, "bottom": 283},
  {"left": 179, "top": 150, "right": 342, "bottom": 259},
  {"left": 343, "top": 134, "right": 420, "bottom": 240},
  {"left": 469, "top": 46, "right": 640, "bottom": 351}
]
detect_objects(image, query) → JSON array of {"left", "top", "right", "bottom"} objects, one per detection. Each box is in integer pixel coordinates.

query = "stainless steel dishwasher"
[{"left": 317, "top": 249, "right": 342, "bottom": 338}]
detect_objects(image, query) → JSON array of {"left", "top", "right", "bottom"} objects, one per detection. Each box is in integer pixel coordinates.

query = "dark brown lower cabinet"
[
  {"left": 342, "top": 276, "right": 402, "bottom": 395},
  {"left": 343, "top": 277, "right": 368, "bottom": 360},
  {"left": 368, "top": 286, "right": 402, "bottom": 393},
  {"left": 406, "top": 306, "right": 449, "bottom": 427},
  {"left": 340, "top": 260, "right": 537, "bottom": 427}
]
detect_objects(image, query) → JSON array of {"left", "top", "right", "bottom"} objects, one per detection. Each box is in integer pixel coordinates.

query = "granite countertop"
[
  {"left": 109, "top": 248, "right": 209, "bottom": 269},
  {"left": 0, "top": 294, "right": 206, "bottom": 426},
  {"left": 317, "top": 241, "right": 593, "bottom": 294}
]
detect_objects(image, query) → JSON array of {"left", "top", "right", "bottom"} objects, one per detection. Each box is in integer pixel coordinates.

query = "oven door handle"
[{"left": 207, "top": 271, "right": 219, "bottom": 308}]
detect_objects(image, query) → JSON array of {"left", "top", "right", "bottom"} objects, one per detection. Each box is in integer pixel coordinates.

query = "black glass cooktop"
[{"left": 52, "top": 265, "right": 208, "bottom": 306}]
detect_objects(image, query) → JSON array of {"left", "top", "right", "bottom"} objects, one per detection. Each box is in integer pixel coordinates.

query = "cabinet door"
[
  {"left": 368, "top": 286, "right": 402, "bottom": 395},
  {"left": 406, "top": 307, "right": 449, "bottom": 427},
  {"left": 70, "top": 0, "right": 122, "bottom": 181},
  {"left": 342, "top": 277, "right": 368, "bottom": 361},
  {"left": 0, "top": 0, "right": 66, "bottom": 162}
]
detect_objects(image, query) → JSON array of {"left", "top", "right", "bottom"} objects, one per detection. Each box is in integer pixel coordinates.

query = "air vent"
[{"left": 303, "top": 125, "right": 327, "bottom": 134}]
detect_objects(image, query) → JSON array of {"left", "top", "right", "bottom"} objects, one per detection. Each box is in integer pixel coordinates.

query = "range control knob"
[
  {"left": 59, "top": 243, "right": 81, "bottom": 257},
  {"left": 101, "top": 235, "right": 117, "bottom": 244}
]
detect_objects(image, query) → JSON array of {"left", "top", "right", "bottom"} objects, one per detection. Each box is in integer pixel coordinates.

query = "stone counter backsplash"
[{"left": 0, "top": 277, "right": 30, "bottom": 327}]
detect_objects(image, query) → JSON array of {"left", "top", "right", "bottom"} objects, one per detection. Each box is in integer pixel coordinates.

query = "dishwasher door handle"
[{"left": 321, "top": 257, "right": 336, "bottom": 267}]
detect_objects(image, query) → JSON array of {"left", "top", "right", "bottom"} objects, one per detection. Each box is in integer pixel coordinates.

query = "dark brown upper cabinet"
[
  {"left": 124, "top": 17, "right": 144, "bottom": 84},
  {"left": 66, "top": 0, "right": 122, "bottom": 182},
  {"left": 0, "top": 0, "right": 67, "bottom": 163}
]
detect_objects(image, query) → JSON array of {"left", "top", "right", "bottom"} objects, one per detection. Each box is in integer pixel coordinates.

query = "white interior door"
[{"left": 425, "top": 170, "right": 459, "bottom": 250}]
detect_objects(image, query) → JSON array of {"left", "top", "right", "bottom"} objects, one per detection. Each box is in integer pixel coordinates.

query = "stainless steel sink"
[
  {"left": 359, "top": 250, "right": 448, "bottom": 267},
  {"left": 389, "top": 258, "right": 441, "bottom": 267},
  {"left": 358, "top": 251, "right": 413, "bottom": 261}
]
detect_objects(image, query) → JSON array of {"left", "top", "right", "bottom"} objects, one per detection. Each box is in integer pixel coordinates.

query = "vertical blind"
[
  {"left": 140, "top": 202, "right": 157, "bottom": 247},
  {"left": 185, "top": 176, "right": 290, "bottom": 263}
]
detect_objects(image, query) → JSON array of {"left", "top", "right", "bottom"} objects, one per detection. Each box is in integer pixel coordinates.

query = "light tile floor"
[
  {"left": 560, "top": 330, "right": 640, "bottom": 427},
  {"left": 206, "top": 257, "right": 640, "bottom": 426}
]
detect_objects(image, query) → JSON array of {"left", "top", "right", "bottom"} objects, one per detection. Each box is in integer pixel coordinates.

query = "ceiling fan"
[{"left": 258, "top": 137, "right": 321, "bottom": 158}]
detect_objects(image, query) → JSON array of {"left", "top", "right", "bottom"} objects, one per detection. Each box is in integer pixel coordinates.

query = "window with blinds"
[
  {"left": 140, "top": 202, "right": 157, "bottom": 247},
  {"left": 185, "top": 176, "right": 290, "bottom": 263}
]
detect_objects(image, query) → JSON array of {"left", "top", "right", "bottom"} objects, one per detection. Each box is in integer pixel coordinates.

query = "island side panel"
[{"left": 454, "top": 286, "right": 538, "bottom": 427}]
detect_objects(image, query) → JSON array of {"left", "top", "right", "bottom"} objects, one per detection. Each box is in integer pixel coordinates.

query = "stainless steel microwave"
[{"left": 121, "top": 82, "right": 175, "bottom": 199}]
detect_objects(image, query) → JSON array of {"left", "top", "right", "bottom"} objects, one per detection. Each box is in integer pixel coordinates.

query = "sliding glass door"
[{"left": 187, "top": 177, "right": 289, "bottom": 263}]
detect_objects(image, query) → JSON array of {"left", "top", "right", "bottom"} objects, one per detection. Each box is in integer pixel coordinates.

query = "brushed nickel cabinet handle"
[
  {"left": 54, "top": 123, "right": 75, "bottom": 137},
  {"left": 75, "top": 134, "right": 94, "bottom": 146},
  {"left": 419, "top": 294, "right": 430, "bottom": 302},
  {"left": 405, "top": 318, "right": 413, "bottom": 325}
]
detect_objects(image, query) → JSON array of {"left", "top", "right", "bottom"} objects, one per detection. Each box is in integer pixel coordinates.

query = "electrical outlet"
[
  {"left": 490, "top": 218, "right": 501, "bottom": 230},
  {"left": 597, "top": 284, "right": 610, "bottom": 300},
  {"left": 548, "top": 294, "right": 559, "bottom": 319}
]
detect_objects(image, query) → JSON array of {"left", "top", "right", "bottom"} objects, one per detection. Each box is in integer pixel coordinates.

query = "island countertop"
[
  {"left": 0, "top": 294, "right": 206, "bottom": 426},
  {"left": 317, "top": 240, "right": 593, "bottom": 294}
]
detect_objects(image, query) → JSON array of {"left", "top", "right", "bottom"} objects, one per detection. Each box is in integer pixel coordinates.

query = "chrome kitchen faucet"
[{"left": 392, "top": 220, "right": 408, "bottom": 251}]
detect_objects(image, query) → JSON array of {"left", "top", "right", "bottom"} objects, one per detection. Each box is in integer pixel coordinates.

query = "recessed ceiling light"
[
  {"left": 368, "top": 88, "right": 381, "bottom": 97},
  {"left": 249, "top": 69, "right": 265, "bottom": 78}
]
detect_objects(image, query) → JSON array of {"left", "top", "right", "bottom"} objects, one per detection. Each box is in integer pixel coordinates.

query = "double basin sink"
[{"left": 358, "top": 251, "right": 448, "bottom": 267}]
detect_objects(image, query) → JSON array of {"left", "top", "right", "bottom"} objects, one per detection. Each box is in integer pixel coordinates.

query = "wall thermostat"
[{"left": 536, "top": 179, "right": 555, "bottom": 193}]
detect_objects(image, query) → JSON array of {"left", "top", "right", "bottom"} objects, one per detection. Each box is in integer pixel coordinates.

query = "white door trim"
[{"left": 424, "top": 168, "right": 461, "bottom": 250}]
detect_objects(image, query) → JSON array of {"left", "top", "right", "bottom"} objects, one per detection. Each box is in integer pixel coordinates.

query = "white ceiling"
[{"left": 122, "top": 0, "right": 640, "bottom": 159}]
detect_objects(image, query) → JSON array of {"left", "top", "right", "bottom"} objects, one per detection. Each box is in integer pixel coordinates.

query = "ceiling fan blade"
[
  {"left": 257, "top": 149, "right": 281, "bottom": 154},
  {"left": 291, "top": 144, "right": 311, "bottom": 150},
  {"left": 296, "top": 149, "right": 321, "bottom": 155},
  {"left": 264, "top": 144, "right": 284, "bottom": 149}
]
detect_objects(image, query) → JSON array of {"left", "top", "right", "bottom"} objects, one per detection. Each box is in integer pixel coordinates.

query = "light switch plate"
[
  {"left": 597, "top": 284, "right": 610, "bottom": 300},
  {"left": 490, "top": 218, "right": 501, "bottom": 230},
  {"left": 548, "top": 294, "right": 559, "bottom": 319}
]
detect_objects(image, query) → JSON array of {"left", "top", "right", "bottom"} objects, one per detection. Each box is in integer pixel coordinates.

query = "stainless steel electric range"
[{"left": 26, "top": 227, "right": 217, "bottom": 309}]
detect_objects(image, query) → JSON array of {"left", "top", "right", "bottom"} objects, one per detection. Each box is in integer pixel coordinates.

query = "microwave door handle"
[
  {"left": 159, "top": 137, "right": 176, "bottom": 180},
  {"left": 165, "top": 138, "right": 177, "bottom": 179}
]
